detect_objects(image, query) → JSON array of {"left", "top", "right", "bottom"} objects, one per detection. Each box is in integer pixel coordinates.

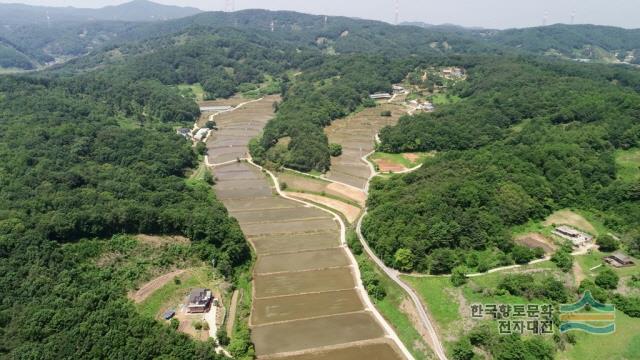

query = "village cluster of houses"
[{"left": 551, "top": 225, "right": 635, "bottom": 268}]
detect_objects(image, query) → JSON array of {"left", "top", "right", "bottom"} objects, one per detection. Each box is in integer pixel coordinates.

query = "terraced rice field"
[
  {"left": 213, "top": 163, "right": 403, "bottom": 359},
  {"left": 324, "top": 103, "right": 406, "bottom": 189},
  {"left": 208, "top": 100, "right": 405, "bottom": 359},
  {"left": 205, "top": 95, "right": 279, "bottom": 165}
]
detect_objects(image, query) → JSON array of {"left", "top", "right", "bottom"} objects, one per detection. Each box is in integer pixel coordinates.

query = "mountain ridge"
[{"left": 0, "top": 0, "right": 202, "bottom": 25}]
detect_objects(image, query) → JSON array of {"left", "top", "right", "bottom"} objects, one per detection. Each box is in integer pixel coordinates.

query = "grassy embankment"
[
  {"left": 430, "top": 93, "right": 461, "bottom": 105},
  {"left": 178, "top": 83, "right": 206, "bottom": 101}
]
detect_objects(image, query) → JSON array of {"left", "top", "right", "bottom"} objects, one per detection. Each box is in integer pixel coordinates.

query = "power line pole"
[
  {"left": 394, "top": 0, "right": 400, "bottom": 25},
  {"left": 571, "top": 10, "right": 576, "bottom": 25},
  {"left": 225, "top": 0, "right": 235, "bottom": 12}
]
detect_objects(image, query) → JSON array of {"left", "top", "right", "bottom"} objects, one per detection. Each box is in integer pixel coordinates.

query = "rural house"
[
  {"left": 187, "top": 288, "right": 213, "bottom": 313},
  {"left": 392, "top": 85, "right": 406, "bottom": 94},
  {"left": 193, "top": 128, "right": 210, "bottom": 141},
  {"left": 176, "top": 128, "right": 191, "bottom": 139},
  {"left": 199, "top": 105, "right": 233, "bottom": 112},
  {"left": 552, "top": 225, "right": 593, "bottom": 247},
  {"left": 604, "top": 252, "right": 635, "bottom": 268},
  {"left": 369, "top": 92, "right": 392, "bottom": 100}
]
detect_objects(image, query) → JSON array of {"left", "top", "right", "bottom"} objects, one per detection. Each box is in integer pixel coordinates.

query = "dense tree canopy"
[
  {"left": 0, "top": 74, "right": 249, "bottom": 357},
  {"left": 366, "top": 57, "right": 640, "bottom": 273}
]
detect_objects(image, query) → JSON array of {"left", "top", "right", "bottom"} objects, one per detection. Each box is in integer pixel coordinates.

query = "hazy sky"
[{"left": 1, "top": 0, "right": 638, "bottom": 29}]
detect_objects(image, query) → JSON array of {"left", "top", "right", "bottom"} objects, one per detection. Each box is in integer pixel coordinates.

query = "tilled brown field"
[
  {"left": 255, "top": 248, "right": 352, "bottom": 274},
  {"left": 252, "top": 289, "right": 363, "bottom": 325},
  {"left": 254, "top": 267, "right": 358, "bottom": 298},
  {"left": 324, "top": 104, "right": 405, "bottom": 189},
  {"left": 210, "top": 98, "right": 404, "bottom": 359},
  {"left": 249, "top": 231, "right": 341, "bottom": 255}
]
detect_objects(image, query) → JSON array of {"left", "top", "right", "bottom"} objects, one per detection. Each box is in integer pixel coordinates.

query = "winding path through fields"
[
  {"left": 322, "top": 102, "right": 448, "bottom": 360},
  {"left": 205, "top": 97, "right": 409, "bottom": 359}
]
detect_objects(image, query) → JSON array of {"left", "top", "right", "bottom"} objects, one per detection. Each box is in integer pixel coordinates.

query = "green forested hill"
[
  {"left": 367, "top": 57, "right": 640, "bottom": 273},
  {"left": 0, "top": 70, "right": 246, "bottom": 359},
  {"left": 1, "top": 8, "right": 640, "bottom": 358},
  {"left": 0, "top": 8, "right": 491, "bottom": 71},
  {"left": 484, "top": 24, "right": 640, "bottom": 63},
  {"left": 0, "top": 0, "right": 201, "bottom": 26}
]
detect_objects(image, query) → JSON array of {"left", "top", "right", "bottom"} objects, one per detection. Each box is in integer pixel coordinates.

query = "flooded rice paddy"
[{"left": 324, "top": 103, "right": 406, "bottom": 189}]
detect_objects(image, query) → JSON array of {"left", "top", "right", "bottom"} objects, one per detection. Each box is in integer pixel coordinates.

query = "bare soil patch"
[
  {"left": 515, "top": 233, "right": 557, "bottom": 254},
  {"left": 543, "top": 210, "right": 597, "bottom": 234},
  {"left": 135, "top": 234, "right": 190, "bottom": 247},
  {"left": 129, "top": 269, "right": 188, "bottom": 304},
  {"left": 374, "top": 158, "right": 406, "bottom": 173},
  {"left": 326, "top": 182, "right": 366, "bottom": 206},
  {"left": 174, "top": 308, "right": 210, "bottom": 341},
  {"left": 402, "top": 153, "right": 421, "bottom": 162},
  {"left": 286, "top": 192, "right": 361, "bottom": 223}
]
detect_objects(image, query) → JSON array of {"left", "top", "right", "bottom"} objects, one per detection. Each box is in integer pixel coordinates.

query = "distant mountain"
[
  {"left": 0, "top": 0, "right": 203, "bottom": 71},
  {"left": 0, "top": 0, "right": 202, "bottom": 26},
  {"left": 2, "top": 8, "right": 640, "bottom": 72},
  {"left": 400, "top": 21, "right": 487, "bottom": 31},
  {"left": 484, "top": 24, "right": 640, "bottom": 64}
]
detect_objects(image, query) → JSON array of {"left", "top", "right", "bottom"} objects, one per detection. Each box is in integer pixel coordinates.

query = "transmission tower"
[
  {"left": 225, "top": 0, "right": 235, "bottom": 12},
  {"left": 394, "top": 0, "right": 400, "bottom": 25},
  {"left": 570, "top": 10, "right": 576, "bottom": 25},
  {"left": 542, "top": 10, "right": 549, "bottom": 26}
]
